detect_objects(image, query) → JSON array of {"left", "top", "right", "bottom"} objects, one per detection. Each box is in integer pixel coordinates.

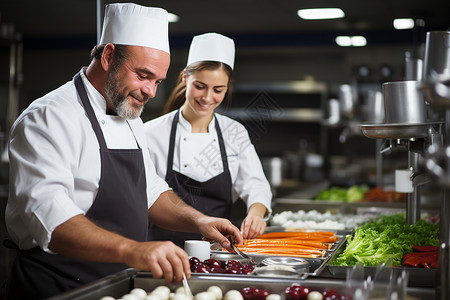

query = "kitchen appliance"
[
  {"left": 362, "top": 30, "right": 450, "bottom": 300},
  {"left": 421, "top": 31, "right": 450, "bottom": 107},
  {"left": 383, "top": 81, "right": 426, "bottom": 124},
  {"left": 420, "top": 30, "right": 450, "bottom": 300},
  {"left": 360, "top": 79, "right": 441, "bottom": 226}
]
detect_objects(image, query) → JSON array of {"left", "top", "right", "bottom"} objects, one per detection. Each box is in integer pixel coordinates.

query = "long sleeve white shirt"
[
  {"left": 6, "top": 69, "right": 170, "bottom": 252},
  {"left": 144, "top": 109, "right": 272, "bottom": 217}
]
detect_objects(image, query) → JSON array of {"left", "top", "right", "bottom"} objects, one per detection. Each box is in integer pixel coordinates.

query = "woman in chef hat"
[{"left": 144, "top": 33, "right": 272, "bottom": 247}]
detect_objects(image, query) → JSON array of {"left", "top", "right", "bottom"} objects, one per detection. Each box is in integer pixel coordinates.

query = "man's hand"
[
  {"left": 196, "top": 216, "right": 244, "bottom": 251},
  {"left": 49, "top": 215, "right": 190, "bottom": 284},
  {"left": 121, "top": 240, "right": 190, "bottom": 284}
]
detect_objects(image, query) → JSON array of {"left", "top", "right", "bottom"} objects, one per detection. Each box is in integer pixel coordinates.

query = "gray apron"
[
  {"left": 148, "top": 110, "right": 233, "bottom": 247},
  {"left": 4, "top": 73, "right": 148, "bottom": 299}
]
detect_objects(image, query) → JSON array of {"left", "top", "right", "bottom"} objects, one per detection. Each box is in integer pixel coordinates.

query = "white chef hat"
[
  {"left": 99, "top": 3, "right": 170, "bottom": 54},
  {"left": 186, "top": 33, "right": 235, "bottom": 69}
]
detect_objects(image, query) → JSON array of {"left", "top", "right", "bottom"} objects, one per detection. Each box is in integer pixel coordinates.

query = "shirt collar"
[
  {"left": 79, "top": 68, "right": 108, "bottom": 115},
  {"left": 178, "top": 106, "right": 216, "bottom": 133}
]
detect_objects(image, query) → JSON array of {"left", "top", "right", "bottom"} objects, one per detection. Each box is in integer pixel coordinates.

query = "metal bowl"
[
  {"left": 210, "top": 252, "right": 250, "bottom": 264},
  {"left": 260, "top": 257, "right": 310, "bottom": 273},
  {"left": 252, "top": 266, "right": 301, "bottom": 278}
]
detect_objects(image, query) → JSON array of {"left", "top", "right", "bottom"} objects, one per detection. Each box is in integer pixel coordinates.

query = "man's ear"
[{"left": 101, "top": 43, "right": 115, "bottom": 71}]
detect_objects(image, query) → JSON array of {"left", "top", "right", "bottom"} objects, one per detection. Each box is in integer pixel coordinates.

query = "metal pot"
[{"left": 383, "top": 80, "right": 426, "bottom": 124}]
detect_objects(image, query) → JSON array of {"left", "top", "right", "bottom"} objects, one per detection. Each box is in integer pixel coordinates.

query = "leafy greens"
[{"left": 329, "top": 213, "right": 439, "bottom": 267}]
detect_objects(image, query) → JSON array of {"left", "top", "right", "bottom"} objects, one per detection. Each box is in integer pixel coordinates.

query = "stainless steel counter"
[{"left": 49, "top": 269, "right": 436, "bottom": 300}]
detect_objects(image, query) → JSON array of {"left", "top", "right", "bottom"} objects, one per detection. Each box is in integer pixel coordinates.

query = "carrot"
[
  {"left": 239, "top": 248, "right": 325, "bottom": 258},
  {"left": 225, "top": 231, "right": 338, "bottom": 259},
  {"left": 255, "top": 232, "right": 338, "bottom": 243},
  {"left": 257, "top": 231, "right": 336, "bottom": 239},
  {"left": 244, "top": 239, "right": 328, "bottom": 249}
]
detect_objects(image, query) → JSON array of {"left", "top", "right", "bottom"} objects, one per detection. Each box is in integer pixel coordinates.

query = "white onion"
[
  {"left": 130, "top": 288, "right": 148, "bottom": 299},
  {"left": 306, "top": 291, "right": 323, "bottom": 300},
  {"left": 223, "top": 290, "right": 243, "bottom": 300},
  {"left": 194, "top": 291, "right": 215, "bottom": 300},
  {"left": 121, "top": 294, "right": 140, "bottom": 300},
  {"left": 206, "top": 286, "right": 222, "bottom": 300},
  {"left": 266, "top": 294, "right": 281, "bottom": 300}
]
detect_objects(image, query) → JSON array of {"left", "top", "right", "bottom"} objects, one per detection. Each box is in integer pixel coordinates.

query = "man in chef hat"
[{"left": 3, "top": 3, "right": 243, "bottom": 299}]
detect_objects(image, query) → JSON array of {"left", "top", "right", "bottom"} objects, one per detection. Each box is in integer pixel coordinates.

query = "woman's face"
[{"left": 183, "top": 68, "right": 229, "bottom": 119}]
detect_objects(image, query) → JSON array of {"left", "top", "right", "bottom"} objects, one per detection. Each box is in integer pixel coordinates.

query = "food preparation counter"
[{"left": 48, "top": 268, "right": 436, "bottom": 300}]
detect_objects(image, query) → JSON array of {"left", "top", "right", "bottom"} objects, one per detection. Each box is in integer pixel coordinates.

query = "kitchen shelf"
[
  {"left": 272, "top": 198, "right": 440, "bottom": 215},
  {"left": 234, "top": 80, "right": 327, "bottom": 94},
  {"left": 223, "top": 107, "right": 323, "bottom": 122}
]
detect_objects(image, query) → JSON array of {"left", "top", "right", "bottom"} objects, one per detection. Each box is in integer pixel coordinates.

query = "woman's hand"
[
  {"left": 241, "top": 203, "right": 268, "bottom": 239},
  {"left": 241, "top": 215, "right": 266, "bottom": 239}
]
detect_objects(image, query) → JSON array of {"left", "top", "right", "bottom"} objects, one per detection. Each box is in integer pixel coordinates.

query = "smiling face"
[
  {"left": 104, "top": 45, "right": 170, "bottom": 119},
  {"left": 182, "top": 68, "right": 230, "bottom": 122}
]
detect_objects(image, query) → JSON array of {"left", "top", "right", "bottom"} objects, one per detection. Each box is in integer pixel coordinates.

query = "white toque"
[
  {"left": 99, "top": 3, "right": 170, "bottom": 54},
  {"left": 187, "top": 33, "right": 235, "bottom": 69}
]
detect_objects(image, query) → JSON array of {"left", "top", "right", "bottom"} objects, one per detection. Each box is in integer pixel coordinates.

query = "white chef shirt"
[
  {"left": 144, "top": 109, "right": 272, "bottom": 217},
  {"left": 6, "top": 69, "right": 170, "bottom": 252}
]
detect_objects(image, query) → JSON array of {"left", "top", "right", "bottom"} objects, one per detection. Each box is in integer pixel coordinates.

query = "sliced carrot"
[
  {"left": 244, "top": 239, "right": 328, "bottom": 249},
  {"left": 225, "top": 231, "right": 337, "bottom": 259},
  {"left": 257, "top": 231, "right": 336, "bottom": 239},
  {"left": 240, "top": 248, "right": 325, "bottom": 258},
  {"left": 255, "top": 232, "right": 338, "bottom": 243}
]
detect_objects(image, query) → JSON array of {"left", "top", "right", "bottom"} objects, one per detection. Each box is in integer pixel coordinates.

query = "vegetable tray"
[{"left": 208, "top": 231, "right": 348, "bottom": 278}]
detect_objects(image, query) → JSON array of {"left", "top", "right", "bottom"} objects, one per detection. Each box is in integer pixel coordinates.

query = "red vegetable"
[{"left": 402, "top": 246, "right": 439, "bottom": 269}]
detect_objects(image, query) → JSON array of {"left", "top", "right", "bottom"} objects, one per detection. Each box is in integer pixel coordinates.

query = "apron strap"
[
  {"left": 167, "top": 109, "right": 229, "bottom": 172},
  {"left": 73, "top": 73, "right": 108, "bottom": 150},
  {"left": 214, "top": 116, "right": 229, "bottom": 170},
  {"left": 166, "top": 110, "right": 179, "bottom": 172}
]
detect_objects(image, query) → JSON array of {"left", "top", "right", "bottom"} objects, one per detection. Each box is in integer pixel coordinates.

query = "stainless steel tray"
[
  {"left": 326, "top": 265, "right": 437, "bottom": 288},
  {"left": 208, "top": 232, "right": 347, "bottom": 278},
  {"left": 325, "top": 241, "right": 438, "bottom": 288},
  {"left": 48, "top": 269, "right": 435, "bottom": 300},
  {"left": 360, "top": 122, "right": 441, "bottom": 139}
]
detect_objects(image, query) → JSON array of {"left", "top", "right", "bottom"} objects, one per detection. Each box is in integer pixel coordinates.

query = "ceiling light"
[
  {"left": 168, "top": 13, "right": 179, "bottom": 23},
  {"left": 393, "top": 18, "right": 414, "bottom": 30},
  {"left": 351, "top": 36, "right": 367, "bottom": 47},
  {"left": 335, "top": 36, "right": 352, "bottom": 47},
  {"left": 297, "top": 8, "right": 345, "bottom": 20},
  {"left": 335, "top": 35, "right": 367, "bottom": 47}
]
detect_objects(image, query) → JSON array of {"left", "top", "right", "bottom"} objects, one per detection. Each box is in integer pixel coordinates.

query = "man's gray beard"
[
  {"left": 105, "top": 73, "right": 143, "bottom": 120},
  {"left": 114, "top": 97, "right": 144, "bottom": 120}
]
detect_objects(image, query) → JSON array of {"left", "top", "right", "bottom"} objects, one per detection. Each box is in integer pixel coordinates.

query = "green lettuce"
[
  {"left": 315, "top": 185, "right": 369, "bottom": 202},
  {"left": 329, "top": 213, "right": 439, "bottom": 267}
]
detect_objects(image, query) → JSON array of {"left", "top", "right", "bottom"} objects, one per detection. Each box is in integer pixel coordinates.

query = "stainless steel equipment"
[
  {"left": 420, "top": 30, "right": 450, "bottom": 300},
  {"left": 361, "top": 79, "right": 441, "bottom": 225},
  {"left": 47, "top": 269, "right": 436, "bottom": 300},
  {"left": 362, "top": 29, "right": 450, "bottom": 300},
  {"left": 421, "top": 31, "right": 450, "bottom": 108},
  {"left": 383, "top": 81, "right": 427, "bottom": 124}
]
